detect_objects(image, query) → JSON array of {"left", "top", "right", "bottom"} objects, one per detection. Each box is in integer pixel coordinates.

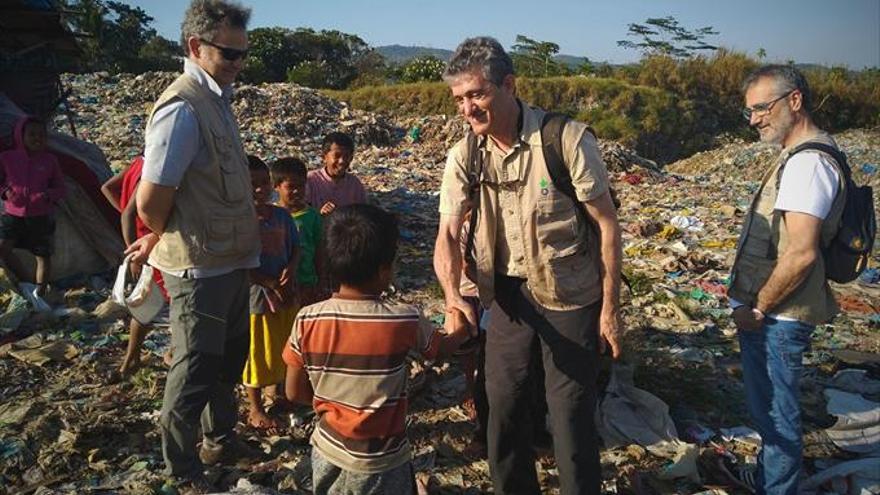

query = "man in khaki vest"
[
  {"left": 729, "top": 65, "right": 845, "bottom": 494},
  {"left": 434, "top": 37, "right": 623, "bottom": 495},
  {"left": 126, "top": 1, "right": 260, "bottom": 491}
]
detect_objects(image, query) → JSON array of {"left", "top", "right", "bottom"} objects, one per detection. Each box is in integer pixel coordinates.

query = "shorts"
[
  {"left": 311, "top": 449, "right": 416, "bottom": 495},
  {"left": 0, "top": 214, "right": 56, "bottom": 257}
]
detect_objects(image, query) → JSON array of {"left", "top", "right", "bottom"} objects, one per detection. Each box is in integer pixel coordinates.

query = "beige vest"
[
  {"left": 146, "top": 74, "right": 259, "bottom": 272},
  {"left": 728, "top": 133, "right": 846, "bottom": 324},
  {"left": 470, "top": 105, "right": 603, "bottom": 311}
]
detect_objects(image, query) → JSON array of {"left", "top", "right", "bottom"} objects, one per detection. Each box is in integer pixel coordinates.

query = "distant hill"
[
  {"left": 377, "top": 44, "right": 591, "bottom": 69},
  {"left": 554, "top": 54, "right": 590, "bottom": 69},
  {"left": 377, "top": 45, "right": 454, "bottom": 64}
]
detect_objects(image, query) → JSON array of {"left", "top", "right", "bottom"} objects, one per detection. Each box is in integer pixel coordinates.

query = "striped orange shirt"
[{"left": 282, "top": 295, "right": 440, "bottom": 473}]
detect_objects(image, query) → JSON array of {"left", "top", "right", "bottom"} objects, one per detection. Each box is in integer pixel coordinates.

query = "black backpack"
[{"left": 784, "top": 142, "right": 875, "bottom": 283}]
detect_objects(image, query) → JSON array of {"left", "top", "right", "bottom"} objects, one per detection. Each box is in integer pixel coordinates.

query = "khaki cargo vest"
[
  {"left": 470, "top": 105, "right": 603, "bottom": 311},
  {"left": 728, "top": 133, "right": 846, "bottom": 325},
  {"left": 146, "top": 73, "right": 259, "bottom": 273}
]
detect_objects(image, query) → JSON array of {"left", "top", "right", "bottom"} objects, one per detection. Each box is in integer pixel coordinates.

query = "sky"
[{"left": 126, "top": 0, "right": 880, "bottom": 68}]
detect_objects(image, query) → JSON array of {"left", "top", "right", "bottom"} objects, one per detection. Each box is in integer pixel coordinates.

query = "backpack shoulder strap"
[
  {"left": 784, "top": 141, "right": 852, "bottom": 184},
  {"left": 463, "top": 130, "right": 482, "bottom": 267},
  {"left": 540, "top": 112, "right": 632, "bottom": 293},
  {"left": 541, "top": 112, "right": 574, "bottom": 200}
]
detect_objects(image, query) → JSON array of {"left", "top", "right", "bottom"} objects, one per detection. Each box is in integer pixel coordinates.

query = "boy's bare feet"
[
  {"left": 248, "top": 409, "right": 281, "bottom": 435},
  {"left": 119, "top": 356, "right": 141, "bottom": 377},
  {"left": 105, "top": 356, "right": 140, "bottom": 384}
]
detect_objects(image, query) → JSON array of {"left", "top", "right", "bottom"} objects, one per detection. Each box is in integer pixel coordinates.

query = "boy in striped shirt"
[{"left": 283, "top": 204, "right": 471, "bottom": 494}]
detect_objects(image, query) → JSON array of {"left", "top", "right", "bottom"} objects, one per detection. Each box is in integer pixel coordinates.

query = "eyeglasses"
[
  {"left": 742, "top": 90, "right": 793, "bottom": 121},
  {"left": 199, "top": 38, "right": 248, "bottom": 61}
]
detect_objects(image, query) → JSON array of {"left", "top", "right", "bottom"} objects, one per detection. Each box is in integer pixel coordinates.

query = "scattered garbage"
[{"left": 0, "top": 71, "right": 876, "bottom": 493}]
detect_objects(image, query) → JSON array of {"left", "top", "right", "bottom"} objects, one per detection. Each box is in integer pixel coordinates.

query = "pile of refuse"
[
  {"left": 58, "top": 72, "right": 398, "bottom": 171},
  {"left": 1, "top": 72, "right": 878, "bottom": 494}
]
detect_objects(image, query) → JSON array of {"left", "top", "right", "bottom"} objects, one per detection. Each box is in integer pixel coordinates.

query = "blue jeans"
[{"left": 738, "top": 317, "right": 814, "bottom": 495}]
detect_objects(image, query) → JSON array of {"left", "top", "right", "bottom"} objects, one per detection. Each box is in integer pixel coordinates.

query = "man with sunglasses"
[
  {"left": 729, "top": 65, "right": 845, "bottom": 494},
  {"left": 126, "top": 1, "right": 259, "bottom": 492},
  {"left": 434, "top": 37, "right": 622, "bottom": 495}
]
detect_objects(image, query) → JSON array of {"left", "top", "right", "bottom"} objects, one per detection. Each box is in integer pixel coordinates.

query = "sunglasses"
[{"left": 199, "top": 38, "right": 248, "bottom": 61}]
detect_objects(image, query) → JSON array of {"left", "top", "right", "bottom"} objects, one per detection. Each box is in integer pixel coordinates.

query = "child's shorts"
[
  {"left": 311, "top": 448, "right": 416, "bottom": 495},
  {"left": 0, "top": 214, "right": 55, "bottom": 256}
]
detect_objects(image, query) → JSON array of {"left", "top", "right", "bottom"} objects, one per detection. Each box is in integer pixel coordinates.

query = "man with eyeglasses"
[
  {"left": 434, "top": 37, "right": 622, "bottom": 495},
  {"left": 729, "top": 65, "right": 845, "bottom": 494},
  {"left": 125, "top": 0, "right": 259, "bottom": 492}
]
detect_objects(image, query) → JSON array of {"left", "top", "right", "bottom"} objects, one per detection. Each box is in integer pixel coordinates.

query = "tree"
[
  {"left": 244, "top": 27, "right": 383, "bottom": 88},
  {"left": 510, "top": 35, "right": 568, "bottom": 77},
  {"left": 756, "top": 47, "right": 767, "bottom": 60},
  {"left": 138, "top": 35, "right": 181, "bottom": 71},
  {"left": 60, "top": 0, "right": 178, "bottom": 72},
  {"left": 349, "top": 48, "right": 387, "bottom": 87},
  {"left": 244, "top": 27, "right": 299, "bottom": 82},
  {"left": 576, "top": 58, "right": 596, "bottom": 76},
  {"left": 618, "top": 16, "right": 719, "bottom": 58}
]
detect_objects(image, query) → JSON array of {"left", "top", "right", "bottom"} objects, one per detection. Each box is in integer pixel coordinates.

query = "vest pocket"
[
  {"left": 731, "top": 254, "right": 774, "bottom": 303},
  {"left": 536, "top": 194, "right": 579, "bottom": 256},
  {"left": 212, "top": 132, "right": 246, "bottom": 202},
  {"left": 547, "top": 249, "right": 591, "bottom": 300},
  {"left": 204, "top": 218, "right": 236, "bottom": 256},
  {"left": 741, "top": 214, "right": 774, "bottom": 258},
  {"left": 204, "top": 215, "right": 258, "bottom": 258}
]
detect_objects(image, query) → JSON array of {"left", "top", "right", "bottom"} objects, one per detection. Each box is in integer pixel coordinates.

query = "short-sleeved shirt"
[
  {"left": 250, "top": 205, "right": 299, "bottom": 314},
  {"left": 439, "top": 101, "right": 609, "bottom": 309},
  {"left": 306, "top": 168, "right": 367, "bottom": 211},
  {"left": 141, "top": 59, "right": 259, "bottom": 278},
  {"left": 282, "top": 296, "right": 440, "bottom": 474},
  {"left": 774, "top": 151, "right": 840, "bottom": 219},
  {"left": 291, "top": 206, "right": 322, "bottom": 286}
]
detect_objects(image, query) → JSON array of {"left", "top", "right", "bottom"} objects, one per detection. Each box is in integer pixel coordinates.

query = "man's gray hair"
[
  {"left": 443, "top": 37, "right": 515, "bottom": 86},
  {"left": 742, "top": 64, "right": 813, "bottom": 115},
  {"left": 180, "top": 0, "right": 251, "bottom": 55}
]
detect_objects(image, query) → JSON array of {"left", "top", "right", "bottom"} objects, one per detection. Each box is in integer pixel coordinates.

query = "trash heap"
[
  {"left": 0, "top": 72, "right": 877, "bottom": 494},
  {"left": 58, "top": 72, "right": 398, "bottom": 171}
]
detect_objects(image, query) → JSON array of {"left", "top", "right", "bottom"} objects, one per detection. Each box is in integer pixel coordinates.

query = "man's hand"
[
  {"left": 599, "top": 308, "right": 623, "bottom": 359},
  {"left": 445, "top": 296, "right": 477, "bottom": 337},
  {"left": 128, "top": 259, "right": 144, "bottom": 279},
  {"left": 320, "top": 201, "right": 336, "bottom": 216},
  {"left": 124, "top": 233, "right": 159, "bottom": 264},
  {"left": 732, "top": 306, "right": 764, "bottom": 331},
  {"left": 446, "top": 307, "right": 472, "bottom": 340}
]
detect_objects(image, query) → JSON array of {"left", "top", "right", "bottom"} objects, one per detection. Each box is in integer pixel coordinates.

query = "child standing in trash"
[
  {"left": 100, "top": 155, "right": 170, "bottom": 379},
  {"left": 306, "top": 132, "right": 367, "bottom": 216},
  {"left": 0, "top": 117, "right": 65, "bottom": 312},
  {"left": 283, "top": 204, "right": 471, "bottom": 494},
  {"left": 270, "top": 156, "right": 327, "bottom": 306},
  {"left": 243, "top": 155, "right": 301, "bottom": 432}
]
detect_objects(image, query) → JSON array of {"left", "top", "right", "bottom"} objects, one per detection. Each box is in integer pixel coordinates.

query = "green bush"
[
  {"left": 324, "top": 82, "right": 455, "bottom": 115},
  {"left": 327, "top": 77, "right": 687, "bottom": 162},
  {"left": 327, "top": 50, "right": 879, "bottom": 163}
]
